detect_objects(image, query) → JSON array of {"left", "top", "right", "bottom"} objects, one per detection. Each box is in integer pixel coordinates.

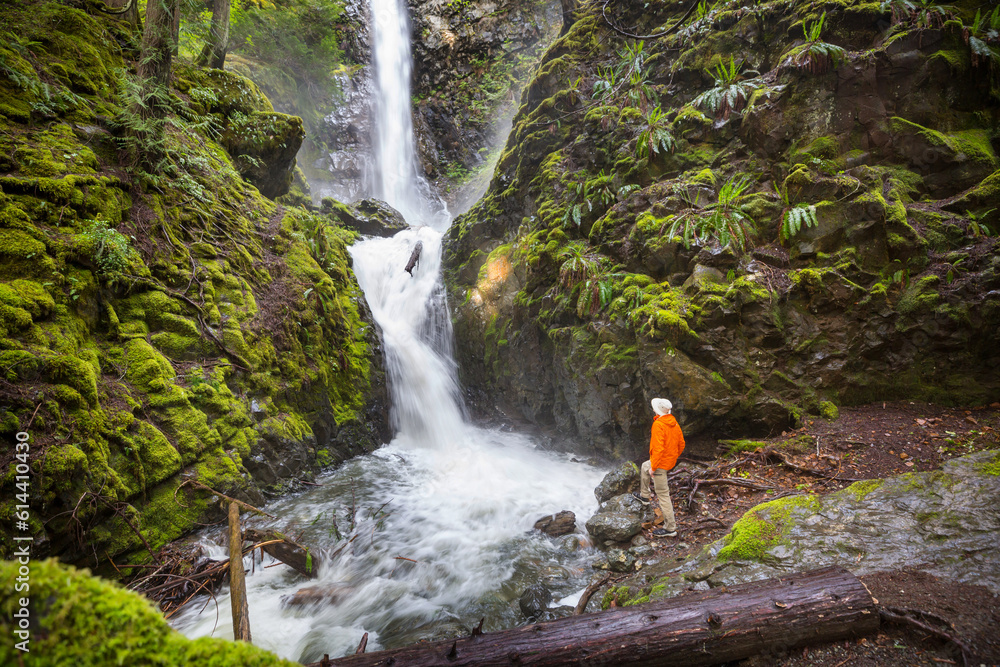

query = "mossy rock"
[{"left": 0, "top": 558, "right": 298, "bottom": 666}]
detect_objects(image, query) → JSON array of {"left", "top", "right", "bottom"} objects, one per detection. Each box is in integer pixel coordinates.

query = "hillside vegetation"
[{"left": 0, "top": 0, "right": 388, "bottom": 566}]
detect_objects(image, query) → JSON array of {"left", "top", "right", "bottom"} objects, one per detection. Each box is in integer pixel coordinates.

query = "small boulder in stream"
[
  {"left": 594, "top": 461, "right": 640, "bottom": 503},
  {"left": 518, "top": 583, "right": 552, "bottom": 620},
  {"left": 533, "top": 510, "right": 576, "bottom": 537}
]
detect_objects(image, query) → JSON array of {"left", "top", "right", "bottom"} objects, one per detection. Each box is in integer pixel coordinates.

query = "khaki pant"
[{"left": 640, "top": 460, "right": 677, "bottom": 532}]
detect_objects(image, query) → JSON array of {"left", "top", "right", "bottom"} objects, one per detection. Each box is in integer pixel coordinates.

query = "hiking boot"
[
  {"left": 631, "top": 492, "right": 650, "bottom": 506},
  {"left": 651, "top": 528, "right": 677, "bottom": 538}
]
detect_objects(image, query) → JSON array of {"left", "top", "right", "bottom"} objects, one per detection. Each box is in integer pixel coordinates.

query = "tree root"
[{"left": 879, "top": 605, "right": 972, "bottom": 667}]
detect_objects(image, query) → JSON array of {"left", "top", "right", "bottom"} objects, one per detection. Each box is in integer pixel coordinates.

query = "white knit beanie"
[{"left": 651, "top": 398, "right": 672, "bottom": 415}]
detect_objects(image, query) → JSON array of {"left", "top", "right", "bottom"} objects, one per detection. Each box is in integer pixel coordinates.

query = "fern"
[
  {"left": 781, "top": 13, "right": 847, "bottom": 74},
  {"left": 660, "top": 175, "right": 757, "bottom": 253},
  {"left": 692, "top": 57, "right": 763, "bottom": 118},
  {"left": 636, "top": 105, "right": 676, "bottom": 158},
  {"left": 781, "top": 205, "right": 819, "bottom": 241},
  {"left": 591, "top": 41, "right": 656, "bottom": 111}
]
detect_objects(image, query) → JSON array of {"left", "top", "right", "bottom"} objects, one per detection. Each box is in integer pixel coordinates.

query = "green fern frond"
[{"left": 781, "top": 205, "right": 819, "bottom": 241}]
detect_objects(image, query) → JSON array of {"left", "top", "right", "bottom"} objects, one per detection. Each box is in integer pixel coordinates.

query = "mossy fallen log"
[{"left": 306, "top": 566, "right": 877, "bottom": 666}]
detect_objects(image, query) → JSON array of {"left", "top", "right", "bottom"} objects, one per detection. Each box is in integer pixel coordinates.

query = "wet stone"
[
  {"left": 585, "top": 511, "right": 642, "bottom": 543},
  {"left": 518, "top": 583, "right": 552, "bottom": 620},
  {"left": 599, "top": 492, "right": 644, "bottom": 515},
  {"left": 533, "top": 510, "right": 576, "bottom": 537},
  {"left": 594, "top": 462, "right": 640, "bottom": 503},
  {"left": 606, "top": 548, "right": 637, "bottom": 573}
]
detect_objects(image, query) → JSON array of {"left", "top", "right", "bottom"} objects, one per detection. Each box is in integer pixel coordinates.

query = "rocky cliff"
[
  {"left": 443, "top": 0, "right": 1000, "bottom": 460},
  {"left": 0, "top": 1, "right": 390, "bottom": 566}
]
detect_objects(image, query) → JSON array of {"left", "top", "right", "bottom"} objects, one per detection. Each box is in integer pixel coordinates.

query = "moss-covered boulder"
[
  {"left": 642, "top": 450, "right": 1000, "bottom": 600},
  {"left": 0, "top": 558, "right": 297, "bottom": 666}
]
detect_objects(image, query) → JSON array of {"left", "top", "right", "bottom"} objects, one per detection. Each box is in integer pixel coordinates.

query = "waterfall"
[
  {"left": 173, "top": 1, "right": 605, "bottom": 660},
  {"left": 369, "top": 0, "right": 447, "bottom": 228}
]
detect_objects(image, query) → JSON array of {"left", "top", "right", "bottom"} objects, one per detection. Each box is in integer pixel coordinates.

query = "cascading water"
[
  {"left": 369, "top": 0, "right": 447, "bottom": 227},
  {"left": 173, "top": 0, "right": 605, "bottom": 661}
]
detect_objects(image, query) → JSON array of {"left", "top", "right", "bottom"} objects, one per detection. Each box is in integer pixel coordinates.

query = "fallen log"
[
  {"left": 305, "top": 566, "right": 877, "bottom": 666},
  {"left": 244, "top": 528, "right": 321, "bottom": 578},
  {"left": 404, "top": 241, "right": 423, "bottom": 275}
]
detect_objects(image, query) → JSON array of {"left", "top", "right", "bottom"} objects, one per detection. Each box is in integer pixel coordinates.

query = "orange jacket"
[{"left": 650, "top": 414, "right": 685, "bottom": 472}]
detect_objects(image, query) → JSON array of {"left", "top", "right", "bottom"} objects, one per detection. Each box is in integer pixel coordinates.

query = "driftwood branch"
[
  {"left": 404, "top": 241, "right": 423, "bottom": 276},
  {"left": 573, "top": 573, "right": 610, "bottom": 615},
  {"left": 601, "top": 0, "right": 698, "bottom": 40}
]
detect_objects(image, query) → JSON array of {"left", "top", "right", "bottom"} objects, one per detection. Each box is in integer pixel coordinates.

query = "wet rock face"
[
  {"left": 407, "top": 0, "right": 560, "bottom": 178},
  {"left": 443, "top": 0, "right": 1000, "bottom": 459},
  {"left": 310, "top": 72, "right": 376, "bottom": 203}
]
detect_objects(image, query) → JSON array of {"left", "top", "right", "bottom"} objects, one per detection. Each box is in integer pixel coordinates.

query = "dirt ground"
[{"left": 637, "top": 401, "right": 1000, "bottom": 666}]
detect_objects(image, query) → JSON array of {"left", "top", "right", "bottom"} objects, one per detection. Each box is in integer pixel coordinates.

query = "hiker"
[{"left": 633, "top": 398, "right": 685, "bottom": 538}]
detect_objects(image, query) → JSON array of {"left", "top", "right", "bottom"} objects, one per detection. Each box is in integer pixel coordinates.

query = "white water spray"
[{"left": 173, "top": 0, "right": 605, "bottom": 661}]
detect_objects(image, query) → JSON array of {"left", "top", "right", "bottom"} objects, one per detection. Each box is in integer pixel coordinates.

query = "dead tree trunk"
[
  {"left": 244, "top": 528, "right": 321, "bottom": 578},
  {"left": 228, "top": 502, "right": 252, "bottom": 642},
  {"left": 306, "top": 566, "right": 877, "bottom": 667},
  {"left": 404, "top": 241, "right": 422, "bottom": 275}
]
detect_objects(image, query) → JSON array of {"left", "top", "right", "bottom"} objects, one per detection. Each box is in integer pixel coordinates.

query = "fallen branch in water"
[
  {"left": 404, "top": 241, "right": 422, "bottom": 276},
  {"left": 573, "top": 573, "right": 610, "bottom": 615}
]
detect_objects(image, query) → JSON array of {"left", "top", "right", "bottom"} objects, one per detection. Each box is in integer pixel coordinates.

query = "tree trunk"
[
  {"left": 305, "top": 566, "right": 878, "bottom": 667},
  {"left": 171, "top": 0, "right": 181, "bottom": 56},
  {"left": 244, "top": 528, "right": 321, "bottom": 579},
  {"left": 228, "top": 502, "right": 252, "bottom": 642},
  {"left": 138, "top": 0, "right": 176, "bottom": 111},
  {"left": 197, "top": 0, "right": 231, "bottom": 69}
]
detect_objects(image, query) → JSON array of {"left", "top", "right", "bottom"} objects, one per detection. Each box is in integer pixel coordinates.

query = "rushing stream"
[{"left": 172, "top": 0, "right": 606, "bottom": 661}]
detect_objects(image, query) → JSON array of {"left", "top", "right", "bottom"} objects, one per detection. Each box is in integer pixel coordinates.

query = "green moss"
[
  {"left": 719, "top": 439, "right": 769, "bottom": 455},
  {"left": 600, "top": 584, "right": 650, "bottom": 609},
  {"left": 897, "top": 275, "right": 940, "bottom": 315},
  {"left": 0, "top": 559, "right": 298, "bottom": 666},
  {"left": 717, "top": 494, "right": 820, "bottom": 562},
  {"left": 890, "top": 117, "right": 998, "bottom": 167},
  {"left": 45, "top": 354, "right": 99, "bottom": 406},
  {"left": 818, "top": 400, "right": 839, "bottom": 420},
  {"left": 974, "top": 451, "right": 1000, "bottom": 476},
  {"left": 844, "top": 479, "right": 884, "bottom": 501}
]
